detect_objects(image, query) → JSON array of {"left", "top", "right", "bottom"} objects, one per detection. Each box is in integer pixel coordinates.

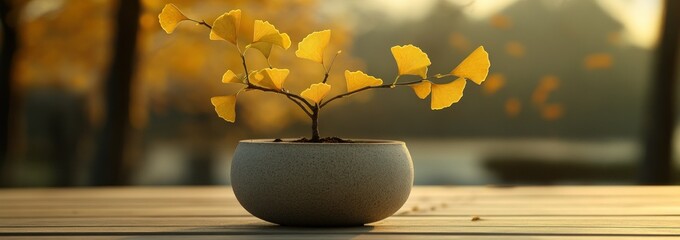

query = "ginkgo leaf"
[
  {"left": 211, "top": 95, "right": 237, "bottom": 123},
  {"left": 410, "top": 80, "right": 432, "bottom": 99},
  {"left": 222, "top": 69, "right": 242, "bottom": 84},
  {"left": 345, "top": 70, "right": 382, "bottom": 92},
  {"left": 249, "top": 68, "right": 290, "bottom": 90},
  {"left": 253, "top": 20, "right": 291, "bottom": 49},
  {"left": 158, "top": 4, "right": 189, "bottom": 34},
  {"left": 296, "top": 30, "right": 331, "bottom": 63},
  {"left": 451, "top": 46, "right": 490, "bottom": 85},
  {"left": 391, "top": 44, "right": 431, "bottom": 79},
  {"left": 248, "top": 42, "right": 274, "bottom": 58},
  {"left": 431, "top": 78, "right": 466, "bottom": 110},
  {"left": 301, "top": 83, "right": 331, "bottom": 104},
  {"left": 210, "top": 9, "right": 242, "bottom": 44}
]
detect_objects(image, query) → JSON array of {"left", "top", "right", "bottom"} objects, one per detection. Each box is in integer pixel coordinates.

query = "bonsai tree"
[{"left": 159, "top": 4, "right": 490, "bottom": 142}]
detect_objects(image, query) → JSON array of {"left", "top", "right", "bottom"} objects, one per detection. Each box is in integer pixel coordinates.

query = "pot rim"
[{"left": 238, "top": 139, "right": 405, "bottom": 145}]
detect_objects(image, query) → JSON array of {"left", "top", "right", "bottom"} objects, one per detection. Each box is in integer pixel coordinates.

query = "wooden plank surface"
[{"left": 1, "top": 186, "right": 679, "bottom": 239}]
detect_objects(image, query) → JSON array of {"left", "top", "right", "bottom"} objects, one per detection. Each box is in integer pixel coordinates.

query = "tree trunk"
[
  {"left": 640, "top": 0, "right": 680, "bottom": 184},
  {"left": 91, "top": 0, "right": 140, "bottom": 185},
  {"left": 0, "top": 0, "right": 18, "bottom": 187},
  {"left": 311, "top": 107, "right": 320, "bottom": 142}
]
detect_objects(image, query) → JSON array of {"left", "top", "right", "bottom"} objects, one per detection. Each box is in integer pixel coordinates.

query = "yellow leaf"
[
  {"left": 253, "top": 20, "right": 291, "bottom": 50},
  {"left": 158, "top": 4, "right": 189, "bottom": 34},
  {"left": 451, "top": 46, "right": 490, "bottom": 85},
  {"left": 209, "top": 9, "right": 241, "bottom": 44},
  {"left": 410, "top": 80, "right": 432, "bottom": 99},
  {"left": 431, "top": 78, "right": 466, "bottom": 110},
  {"left": 344, "top": 70, "right": 382, "bottom": 92},
  {"left": 391, "top": 44, "right": 431, "bottom": 79},
  {"left": 296, "top": 30, "right": 331, "bottom": 63},
  {"left": 301, "top": 83, "right": 331, "bottom": 104},
  {"left": 249, "top": 68, "right": 289, "bottom": 90},
  {"left": 249, "top": 42, "right": 274, "bottom": 58},
  {"left": 281, "top": 33, "right": 292, "bottom": 49},
  {"left": 211, "top": 95, "right": 237, "bottom": 123},
  {"left": 222, "top": 70, "right": 242, "bottom": 84}
]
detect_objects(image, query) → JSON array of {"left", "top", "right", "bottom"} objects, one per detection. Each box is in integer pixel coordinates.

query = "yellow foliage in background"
[
  {"left": 584, "top": 53, "right": 613, "bottom": 70},
  {"left": 505, "top": 98, "right": 522, "bottom": 118},
  {"left": 490, "top": 14, "right": 512, "bottom": 30},
  {"left": 483, "top": 73, "right": 505, "bottom": 95},
  {"left": 505, "top": 41, "right": 525, "bottom": 58},
  {"left": 532, "top": 75, "right": 565, "bottom": 121}
]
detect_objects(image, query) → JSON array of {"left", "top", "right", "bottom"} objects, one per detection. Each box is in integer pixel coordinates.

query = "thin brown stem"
[
  {"left": 237, "top": 41, "right": 314, "bottom": 127},
  {"left": 240, "top": 55, "right": 249, "bottom": 83},
  {"left": 321, "top": 73, "right": 330, "bottom": 84},
  {"left": 189, "top": 19, "right": 212, "bottom": 29},
  {"left": 286, "top": 95, "right": 313, "bottom": 118},
  {"left": 319, "top": 79, "right": 424, "bottom": 108},
  {"left": 322, "top": 51, "right": 341, "bottom": 84},
  {"left": 247, "top": 84, "right": 315, "bottom": 110}
]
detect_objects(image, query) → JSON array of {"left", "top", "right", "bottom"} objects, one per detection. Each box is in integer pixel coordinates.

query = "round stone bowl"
[{"left": 230, "top": 139, "right": 414, "bottom": 227}]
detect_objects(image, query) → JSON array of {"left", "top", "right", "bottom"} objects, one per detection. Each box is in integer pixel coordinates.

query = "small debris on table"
[{"left": 471, "top": 216, "right": 481, "bottom": 221}]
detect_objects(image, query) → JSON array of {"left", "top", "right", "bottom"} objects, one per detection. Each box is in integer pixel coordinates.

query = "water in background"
[{"left": 131, "top": 138, "right": 647, "bottom": 185}]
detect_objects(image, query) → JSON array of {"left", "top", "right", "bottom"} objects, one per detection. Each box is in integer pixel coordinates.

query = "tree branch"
[
  {"left": 240, "top": 55, "right": 249, "bottom": 83},
  {"left": 320, "top": 79, "right": 424, "bottom": 108},
  {"left": 322, "top": 73, "right": 329, "bottom": 83},
  {"left": 190, "top": 19, "right": 212, "bottom": 29},
  {"left": 247, "top": 84, "right": 315, "bottom": 110},
  {"left": 321, "top": 51, "right": 340, "bottom": 84},
  {"left": 236, "top": 40, "right": 314, "bottom": 120},
  {"left": 286, "top": 95, "right": 313, "bottom": 118}
]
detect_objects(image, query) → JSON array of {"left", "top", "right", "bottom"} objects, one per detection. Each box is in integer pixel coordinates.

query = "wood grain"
[{"left": 1, "top": 186, "right": 679, "bottom": 239}]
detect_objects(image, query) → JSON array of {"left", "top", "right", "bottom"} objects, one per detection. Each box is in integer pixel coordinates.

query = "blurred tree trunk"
[
  {"left": 91, "top": 0, "right": 140, "bottom": 185},
  {"left": 641, "top": 0, "right": 680, "bottom": 184},
  {"left": 0, "top": 0, "right": 18, "bottom": 187}
]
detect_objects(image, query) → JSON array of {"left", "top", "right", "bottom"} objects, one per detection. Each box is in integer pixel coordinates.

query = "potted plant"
[{"left": 159, "top": 4, "right": 490, "bottom": 227}]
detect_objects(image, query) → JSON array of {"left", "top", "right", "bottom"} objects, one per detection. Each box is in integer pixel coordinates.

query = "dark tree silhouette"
[
  {"left": 0, "top": 0, "right": 18, "bottom": 187},
  {"left": 641, "top": 0, "right": 680, "bottom": 184},
  {"left": 91, "top": 0, "right": 140, "bottom": 185}
]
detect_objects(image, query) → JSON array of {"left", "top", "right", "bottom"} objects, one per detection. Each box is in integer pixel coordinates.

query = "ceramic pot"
[{"left": 230, "top": 139, "right": 414, "bottom": 227}]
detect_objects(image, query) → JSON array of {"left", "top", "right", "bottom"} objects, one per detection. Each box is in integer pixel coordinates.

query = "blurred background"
[{"left": 1, "top": 0, "right": 678, "bottom": 187}]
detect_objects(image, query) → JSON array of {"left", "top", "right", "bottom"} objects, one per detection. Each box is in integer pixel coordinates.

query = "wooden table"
[{"left": 1, "top": 186, "right": 679, "bottom": 239}]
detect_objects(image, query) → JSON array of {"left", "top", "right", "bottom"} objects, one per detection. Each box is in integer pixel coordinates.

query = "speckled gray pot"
[{"left": 230, "top": 139, "right": 413, "bottom": 227}]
